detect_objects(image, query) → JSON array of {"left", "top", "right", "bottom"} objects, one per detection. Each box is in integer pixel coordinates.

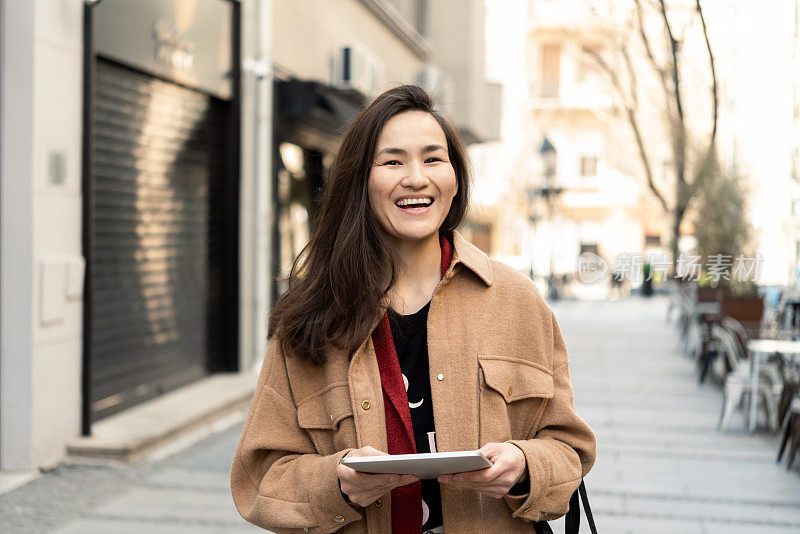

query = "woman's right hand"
[{"left": 337, "top": 446, "right": 418, "bottom": 507}]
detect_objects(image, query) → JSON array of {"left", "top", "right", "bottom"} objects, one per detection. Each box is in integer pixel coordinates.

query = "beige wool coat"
[{"left": 230, "top": 230, "right": 597, "bottom": 534}]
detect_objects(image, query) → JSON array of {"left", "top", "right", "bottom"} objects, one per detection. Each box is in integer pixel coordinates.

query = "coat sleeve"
[
  {"left": 502, "top": 308, "right": 597, "bottom": 523},
  {"left": 230, "top": 338, "right": 363, "bottom": 533}
]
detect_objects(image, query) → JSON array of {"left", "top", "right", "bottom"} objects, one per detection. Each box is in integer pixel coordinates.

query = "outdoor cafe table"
[{"left": 746, "top": 338, "right": 800, "bottom": 433}]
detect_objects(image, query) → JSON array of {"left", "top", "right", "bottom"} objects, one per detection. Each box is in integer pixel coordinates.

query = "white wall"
[
  {"left": 1, "top": 0, "right": 85, "bottom": 470},
  {"left": 239, "top": 0, "right": 272, "bottom": 374},
  {"left": 1, "top": 0, "right": 36, "bottom": 471}
]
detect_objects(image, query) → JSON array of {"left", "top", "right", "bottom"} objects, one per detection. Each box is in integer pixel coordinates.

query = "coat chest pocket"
[
  {"left": 296, "top": 384, "right": 355, "bottom": 455},
  {"left": 478, "top": 355, "right": 554, "bottom": 442}
]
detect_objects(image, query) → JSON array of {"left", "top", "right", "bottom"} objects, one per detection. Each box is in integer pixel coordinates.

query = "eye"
[
  {"left": 383, "top": 160, "right": 402, "bottom": 166},
  {"left": 425, "top": 157, "right": 443, "bottom": 163}
]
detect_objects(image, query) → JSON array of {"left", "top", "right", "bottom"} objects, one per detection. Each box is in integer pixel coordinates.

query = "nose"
[{"left": 403, "top": 160, "right": 429, "bottom": 188}]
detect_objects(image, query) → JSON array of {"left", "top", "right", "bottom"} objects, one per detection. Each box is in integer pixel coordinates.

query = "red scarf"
[{"left": 371, "top": 232, "right": 454, "bottom": 534}]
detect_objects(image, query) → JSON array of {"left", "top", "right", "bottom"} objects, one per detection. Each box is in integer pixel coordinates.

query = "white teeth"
[{"left": 396, "top": 198, "right": 433, "bottom": 207}]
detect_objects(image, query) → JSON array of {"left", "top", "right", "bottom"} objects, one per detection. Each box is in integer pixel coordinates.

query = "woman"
[{"left": 230, "top": 85, "right": 596, "bottom": 534}]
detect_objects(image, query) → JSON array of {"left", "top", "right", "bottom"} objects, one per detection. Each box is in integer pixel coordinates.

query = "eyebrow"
[{"left": 376, "top": 144, "right": 448, "bottom": 157}]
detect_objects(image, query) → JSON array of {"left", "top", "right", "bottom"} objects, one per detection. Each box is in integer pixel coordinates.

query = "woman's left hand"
[{"left": 437, "top": 442, "right": 527, "bottom": 499}]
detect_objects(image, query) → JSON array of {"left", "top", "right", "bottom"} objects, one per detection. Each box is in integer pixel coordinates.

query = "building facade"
[
  {"left": 270, "top": 0, "right": 501, "bottom": 297},
  {"left": 520, "top": 0, "right": 665, "bottom": 291},
  {"left": 0, "top": 0, "right": 498, "bottom": 472},
  {"left": 0, "top": 0, "right": 272, "bottom": 471}
]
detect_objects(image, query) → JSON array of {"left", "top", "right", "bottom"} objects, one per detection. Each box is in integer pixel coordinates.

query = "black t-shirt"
[{"left": 387, "top": 299, "right": 443, "bottom": 532}]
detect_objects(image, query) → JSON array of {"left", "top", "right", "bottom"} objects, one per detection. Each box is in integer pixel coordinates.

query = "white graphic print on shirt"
[{"left": 403, "top": 373, "right": 424, "bottom": 408}]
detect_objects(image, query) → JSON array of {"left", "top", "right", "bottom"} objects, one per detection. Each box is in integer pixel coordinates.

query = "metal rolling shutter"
[{"left": 89, "top": 59, "right": 227, "bottom": 421}]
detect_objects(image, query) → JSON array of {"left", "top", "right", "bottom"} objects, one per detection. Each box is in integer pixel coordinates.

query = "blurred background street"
[
  {"left": 3, "top": 296, "right": 800, "bottom": 533},
  {"left": 3, "top": 0, "right": 800, "bottom": 531}
]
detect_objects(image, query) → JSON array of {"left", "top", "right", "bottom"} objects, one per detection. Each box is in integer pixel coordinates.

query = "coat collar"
[
  {"left": 449, "top": 229, "right": 494, "bottom": 287},
  {"left": 366, "top": 228, "right": 493, "bottom": 348}
]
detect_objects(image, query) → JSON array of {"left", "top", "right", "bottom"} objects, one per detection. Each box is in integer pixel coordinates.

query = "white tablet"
[{"left": 340, "top": 451, "right": 492, "bottom": 479}]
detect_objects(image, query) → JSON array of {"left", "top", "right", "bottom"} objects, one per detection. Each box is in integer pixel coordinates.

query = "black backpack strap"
[
  {"left": 533, "top": 479, "right": 597, "bottom": 534},
  {"left": 565, "top": 487, "right": 580, "bottom": 533},
  {"left": 578, "top": 479, "right": 598, "bottom": 534}
]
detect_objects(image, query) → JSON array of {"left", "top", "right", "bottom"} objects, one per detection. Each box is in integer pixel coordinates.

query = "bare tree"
[{"left": 586, "top": 0, "right": 718, "bottom": 270}]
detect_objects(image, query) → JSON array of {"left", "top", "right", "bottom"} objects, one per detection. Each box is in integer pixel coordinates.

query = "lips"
[
  {"left": 395, "top": 196, "right": 434, "bottom": 208},
  {"left": 395, "top": 199, "right": 434, "bottom": 214}
]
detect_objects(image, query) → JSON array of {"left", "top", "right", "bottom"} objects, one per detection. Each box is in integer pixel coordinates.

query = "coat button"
[
  {"left": 334, "top": 514, "right": 345, "bottom": 523},
  {"left": 375, "top": 497, "right": 382, "bottom": 508},
  {"left": 507, "top": 385, "right": 513, "bottom": 397},
  {"left": 361, "top": 400, "right": 371, "bottom": 411},
  {"left": 437, "top": 373, "right": 444, "bottom": 381}
]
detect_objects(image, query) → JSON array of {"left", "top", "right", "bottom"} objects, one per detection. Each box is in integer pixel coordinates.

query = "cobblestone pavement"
[{"left": 2, "top": 295, "right": 799, "bottom": 533}]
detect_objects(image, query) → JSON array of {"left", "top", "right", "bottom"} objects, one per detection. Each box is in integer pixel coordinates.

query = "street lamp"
[
  {"left": 536, "top": 136, "right": 563, "bottom": 300},
  {"left": 539, "top": 136, "right": 556, "bottom": 184}
]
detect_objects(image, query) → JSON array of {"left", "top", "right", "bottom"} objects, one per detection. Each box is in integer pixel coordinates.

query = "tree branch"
[
  {"left": 586, "top": 47, "right": 669, "bottom": 211},
  {"left": 659, "top": 0, "right": 687, "bottom": 185},
  {"left": 634, "top": 0, "right": 668, "bottom": 90},
  {"left": 634, "top": 0, "right": 677, "bottom": 135},
  {"left": 621, "top": 39, "right": 640, "bottom": 111},
  {"left": 689, "top": 0, "right": 718, "bottom": 194}
]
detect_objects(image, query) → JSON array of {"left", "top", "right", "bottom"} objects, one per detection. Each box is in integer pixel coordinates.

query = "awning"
[{"left": 274, "top": 80, "right": 366, "bottom": 153}]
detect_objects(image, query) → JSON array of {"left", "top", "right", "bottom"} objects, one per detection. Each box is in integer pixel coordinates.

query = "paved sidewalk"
[
  {"left": 2, "top": 295, "right": 799, "bottom": 533},
  {"left": 1, "top": 413, "right": 262, "bottom": 534},
  {"left": 550, "top": 295, "right": 800, "bottom": 533}
]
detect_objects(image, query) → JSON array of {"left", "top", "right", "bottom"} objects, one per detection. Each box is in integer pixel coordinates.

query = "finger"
[
  {"left": 479, "top": 442, "right": 504, "bottom": 461},
  {"left": 339, "top": 466, "right": 377, "bottom": 486},
  {"left": 352, "top": 472, "right": 416, "bottom": 492},
  {"left": 337, "top": 462, "right": 356, "bottom": 478},
  {"left": 479, "top": 442, "right": 497, "bottom": 454},
  {"left": 337, "top": 464, "right": 360, "bottom": 492},
  {"left": 359, "top": 446, "right": 389, "bottom": 457},
  {"left": 452, "top": 466, "right": 500, "bottom": 485},
  {"left": 350, "top": 471, "right": 400, "bottom": 488},
  {"left": 349, "top": 477, "right": 415, "bottom": 506},
  {"left": 346, "top": 446, "right": 388, "bottom": 458}
]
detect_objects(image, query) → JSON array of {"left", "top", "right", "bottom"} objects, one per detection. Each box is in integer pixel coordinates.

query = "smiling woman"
[
  {"left": 230, "top": 85, "right": 596, "bottom": 534},
  {"left": 369, "top": 111, "right": 458, "bottom": 253}
]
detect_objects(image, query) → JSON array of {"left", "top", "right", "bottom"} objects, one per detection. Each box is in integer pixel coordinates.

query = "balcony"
[{"left": 528, "top": 81, "right": 614, "bottom": 111}]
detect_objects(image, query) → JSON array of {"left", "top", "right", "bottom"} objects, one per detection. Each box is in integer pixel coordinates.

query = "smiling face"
[{"left": 367, "top": 110, "right": 458, "bottom": 247}]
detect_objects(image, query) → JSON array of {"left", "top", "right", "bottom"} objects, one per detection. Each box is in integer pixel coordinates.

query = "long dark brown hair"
[{"left": 267, "top": 84, "right": 472, "bottom": 364}]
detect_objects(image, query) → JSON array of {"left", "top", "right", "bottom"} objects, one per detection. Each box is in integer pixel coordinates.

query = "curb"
[{"left": 66, "top": 373, "right": 257, "bottom": 463}]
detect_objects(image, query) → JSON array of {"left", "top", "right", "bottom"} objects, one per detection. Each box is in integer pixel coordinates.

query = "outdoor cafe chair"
[
  {"left": 698, "top": 331, "right": 724, "bottom": 384},
  {"left": 776, "top": 393, "right": 800, "bottom": 470},
  {"left": 692, "top": 287, "right": 724, "bottom": 378},
  {"left": 676, "top": 286, "right": 696, "bottom": 355},
  {"left": 723, "top": 317, "right": 786, "bottom": 385},
  {"left": 715, "top": 325, "right": 782, "bottom": 432},
  {"left": 777, "top": 358, "right": 800, "bottom": 425}
]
